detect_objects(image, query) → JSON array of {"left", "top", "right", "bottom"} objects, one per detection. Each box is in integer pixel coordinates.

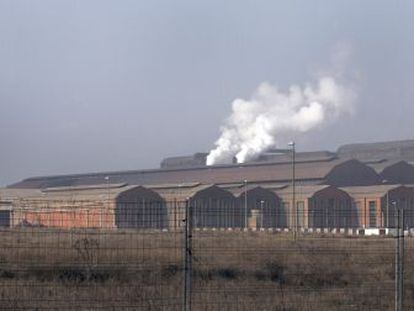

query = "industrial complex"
[{"left": 1, "top": 139, "right": 414, "bottom": 232}]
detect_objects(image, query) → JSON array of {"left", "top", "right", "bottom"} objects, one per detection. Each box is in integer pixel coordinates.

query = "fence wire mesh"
[{"left": 0, "top": 200, "right": 413, "bottom": 310}]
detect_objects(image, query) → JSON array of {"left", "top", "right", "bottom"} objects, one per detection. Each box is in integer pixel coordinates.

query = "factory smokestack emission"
[{"left": 206, "top": 51, "right": 356, "bottom": 165}]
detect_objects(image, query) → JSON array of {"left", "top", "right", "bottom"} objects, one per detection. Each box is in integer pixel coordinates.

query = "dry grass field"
[{"left": 0, "top": 228, "right": 413, "bottom": 310}]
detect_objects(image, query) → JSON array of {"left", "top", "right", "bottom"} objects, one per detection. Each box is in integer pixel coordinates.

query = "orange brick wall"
[{"left": 13, "top": 207, "right": 116, "bottom": 229}]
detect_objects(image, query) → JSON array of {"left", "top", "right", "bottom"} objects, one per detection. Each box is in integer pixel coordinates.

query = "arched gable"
[
  {"left": 190, "top": 185, "right": 237, "bottom": 228},
  {"left": 386, "top": 186, "right": 414, "bottom": 228},
  {"left": 310, "top": 186, "right": 356, "bottom": 228},
  {"left": 312, "top": 185, "right": 353, "bottom": 201},
  {"left": 324, "top": 159, "right": 383, "bottom": 187},
  {"left": 115, "top": 186, "right": 167, "bottom": 229},
  {"left": 237, "top": 186, "right": 281, "bottom": 203},
  {"left": 191, "top": 185, "right": 235, "bottom": 201},
  {"left": 236, "top": 186, "right": 285, "bottom": 228},
  {"left": 388, "top": 185, "right": 414, "bottom": 199},
  {"left": 116, "top": 186, "right": 164, "bottom": 202},
  {"left": 381, "top": 161, "right": 414, "bottom": 184}
]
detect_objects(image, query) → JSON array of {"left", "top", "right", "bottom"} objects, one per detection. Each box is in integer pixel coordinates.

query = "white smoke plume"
[{"left": 206, "top": 74, "right": 356, "bottom": 165}]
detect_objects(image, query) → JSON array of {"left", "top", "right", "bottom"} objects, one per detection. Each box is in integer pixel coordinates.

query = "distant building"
[
  {"left": 3, "top": 138, "right": 414, "bottom": 231},
  {"left": 160, "top": 153, "right": 209, "bottom": 169},
  {"left": 337, "top": 139, "right": 414, "bottom": 163}
]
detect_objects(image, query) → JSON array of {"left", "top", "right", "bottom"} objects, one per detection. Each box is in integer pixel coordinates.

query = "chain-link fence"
[{"left": 0, "top": 201, "right": 412, "bottom": 310}]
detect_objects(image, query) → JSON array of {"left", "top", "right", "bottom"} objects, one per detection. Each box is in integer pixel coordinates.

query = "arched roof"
[
  {"left": 0, "top": 184, "right": 162, "bottom": 204},
  {"left": 8, "top": 160, "right": 337, "bottom": 188},
  {"left": 380, "top": 161, "right": 414, "bottom": 184},
  {"left": 9, "top": 159, "right": 383, "bottom": 189},
  {"left": 324, "top": 159, "right": 383, "bottom": 187},
  {"left": 311, "top": 185, "right": 352, "bottom": 200},
  {"left": 115, "top": 186, "right": 164, "bottom": 202},
  {"left": 191, "top": 185, "right": 235, "bottom": 200},
  {"left": 388, "top": 185, "right": 414, "bottom": 199}
]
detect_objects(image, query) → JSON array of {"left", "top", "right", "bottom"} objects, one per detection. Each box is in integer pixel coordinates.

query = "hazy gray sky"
[{"left": 0, "top": 0, "right": 413, "bottom": 186}]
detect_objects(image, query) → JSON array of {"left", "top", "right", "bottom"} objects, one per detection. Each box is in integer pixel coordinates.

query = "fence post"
[
  {"left": 395, "top": 208, "right": 404, "bottom": 311},
  {"left": 183, "top": 200, "right": 192, "bottom": 311}
]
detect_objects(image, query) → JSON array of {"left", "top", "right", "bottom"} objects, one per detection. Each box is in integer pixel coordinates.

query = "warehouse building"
[
  {"left": 4, "top": 139, "right": 414, "bottom": 232},
  {"left": 2, "top": 182, "right": 414, "bottom": 231}
]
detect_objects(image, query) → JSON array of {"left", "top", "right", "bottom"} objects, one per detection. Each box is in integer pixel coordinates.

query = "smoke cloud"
[{"left": 206, "top": 72, "right": 356, "bottom": 165}]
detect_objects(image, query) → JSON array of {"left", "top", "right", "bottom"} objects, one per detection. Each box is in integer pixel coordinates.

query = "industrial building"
[
  {"left": 0, "top": 184, "right": 168, "bottom": 229},
  {"left": 2, "top": 139, "right": 414, "bottom": 231}
]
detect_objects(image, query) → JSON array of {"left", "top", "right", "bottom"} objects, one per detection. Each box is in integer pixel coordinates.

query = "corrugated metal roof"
[
  {"left": 253, "top": 151, "right": 337, "bottom": 164},
  {"left": 8, "top": 158, "right": 350, "bottom": 189},
  {"left": 338, "top": 139, "right": 414, "bottom": 154},
  {"left": 250, "top": 183, "right": 290, "bottom": 190},
  {"left": 43, "top": 183, "right": 128, "bottom": 192},
  {"left": 368, "top": 160, "right": 404, "bottom": 173},
  {"left": 0, "top": 185, "right": 159, "bottom": 203},
  {"left": 0, "top": 188, "right": 43, "bottom": 201},
  {"left": 337, "top": 139, "right": 414, "bottom": 164},
  {"left": 143, "top": 182, "right": 201, "bottom": 189}
]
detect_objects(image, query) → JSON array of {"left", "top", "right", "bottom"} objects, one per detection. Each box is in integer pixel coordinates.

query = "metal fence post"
[
  {"left": 395, "top": 208, "right": 404, "bottom": 311},
  {"left": 183, "top": 200, "right": 192, "bottom": 311}
]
